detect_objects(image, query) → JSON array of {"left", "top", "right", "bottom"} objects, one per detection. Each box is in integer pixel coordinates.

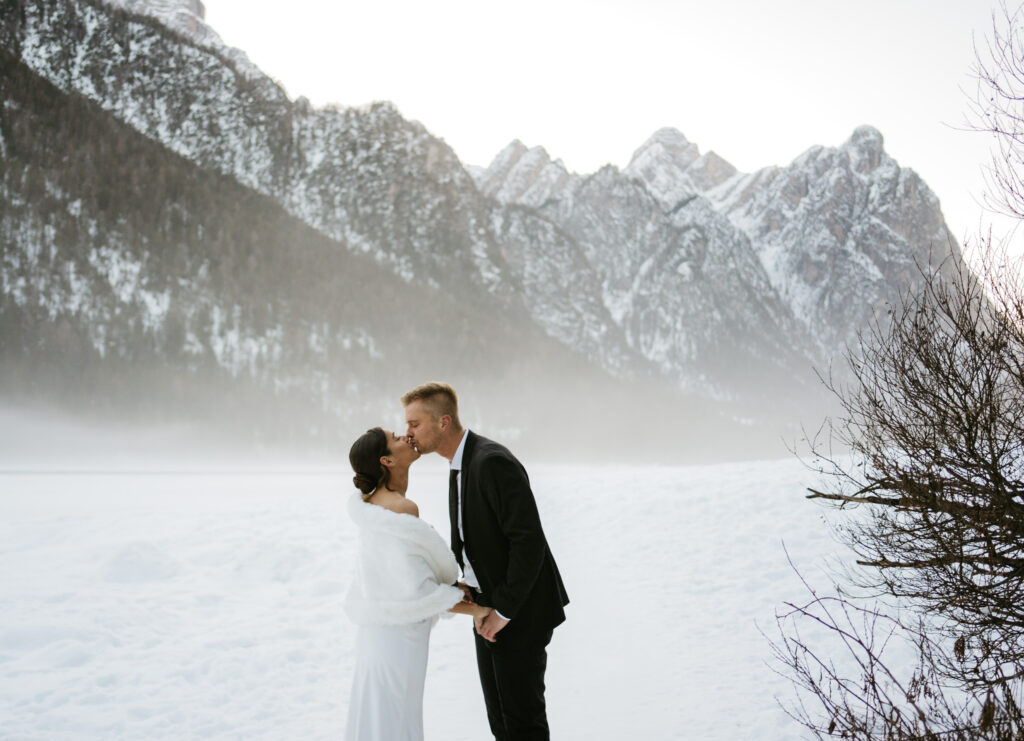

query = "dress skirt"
[{"left": 344, "top": 618, "right": 434, "bottom": 741}]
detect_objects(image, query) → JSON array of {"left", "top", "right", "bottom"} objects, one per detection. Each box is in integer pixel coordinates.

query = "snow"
[
  {"left": 194, "top": 305, "right": 288, "bottom": 378},
  {"left": 89, "top": 246, "right": 143, "bottom": 304},
  {"left": 623, "top": 129, "right": 701, "bottom": 209},
  {"left": 102, "top": 0, "right": 265, "bottom": 82},
  {"left": 0, "top": 446, "right": 850, "bottom": 740},
  {"left": 137, "top": 288, "right": 171, "bottom": 331}
]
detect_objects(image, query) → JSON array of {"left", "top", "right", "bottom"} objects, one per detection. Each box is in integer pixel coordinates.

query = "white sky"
[{"left": 204, "top": 0, "right": 1018, "bottom": 256}]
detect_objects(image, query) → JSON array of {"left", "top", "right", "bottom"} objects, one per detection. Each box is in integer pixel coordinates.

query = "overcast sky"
[{"left": 204, "top": 0, "right": 1017, "bottom": 256}]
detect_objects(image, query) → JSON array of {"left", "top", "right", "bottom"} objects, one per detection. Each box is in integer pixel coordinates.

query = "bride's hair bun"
[
  {"left": 349, "top": 427, "right": 392, "bottom": 496},
  {"left": 353, "top": 472, "right": 376, "bottom": 495}
]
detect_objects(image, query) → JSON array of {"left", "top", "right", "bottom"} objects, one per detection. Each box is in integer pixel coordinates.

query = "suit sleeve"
[{"left": 478, "top": 454, "right": 547, "bottom": 619}]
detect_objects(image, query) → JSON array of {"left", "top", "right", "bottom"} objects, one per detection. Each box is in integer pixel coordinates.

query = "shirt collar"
[{"left": 450, "top": 429, "right": 469, "bottom": 471}]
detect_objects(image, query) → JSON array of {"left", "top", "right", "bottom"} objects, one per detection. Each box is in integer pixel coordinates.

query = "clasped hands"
[{"left": 458, "top": 581, "right": 509, "bottom": 643}]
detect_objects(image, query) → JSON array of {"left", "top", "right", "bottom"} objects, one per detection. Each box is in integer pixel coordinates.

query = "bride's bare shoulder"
[
  {"left": 391, "top": 496, "right": 419, "bottom": 518},
  {"left": 369, "top": 490, "right": 419, "bottom": 518}
]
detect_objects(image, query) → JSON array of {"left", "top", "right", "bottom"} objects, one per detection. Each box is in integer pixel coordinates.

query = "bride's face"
[{"left": 383, "top": 429, "right": 420, "bottom": 467}]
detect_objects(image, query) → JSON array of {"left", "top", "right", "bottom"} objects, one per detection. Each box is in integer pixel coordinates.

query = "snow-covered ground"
[{"left": 1, "top": 449, "right": 846, "bottom": 740}]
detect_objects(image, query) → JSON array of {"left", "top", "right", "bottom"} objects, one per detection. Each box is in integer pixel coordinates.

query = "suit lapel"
[{"left": 460, "top": 430, "right": 478, "bottom": 540}]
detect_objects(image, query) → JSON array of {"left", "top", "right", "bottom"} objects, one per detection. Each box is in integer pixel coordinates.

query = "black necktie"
[{"left": 449, "top": 468, "right": 463, "bottom": 563}]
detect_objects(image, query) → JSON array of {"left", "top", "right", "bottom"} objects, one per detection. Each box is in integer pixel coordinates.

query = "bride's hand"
[{"left": 473, "top": 606, "right": 493, "bottom": 631}]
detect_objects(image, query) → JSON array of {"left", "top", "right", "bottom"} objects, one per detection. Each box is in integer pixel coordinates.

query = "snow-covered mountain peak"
[
  {"left": 624, "top": 127, "right": 736, "bottom": 210},
  {"left": 482, "top": 140, "right": 538, "bottom": 178},
  {"left": 111, "top": 0, "right": 204, "bottom": 18},
  {"left": 474, "top": 140, "right": 574, "bottom": 209},
  {"left": 842, "top": 124, "right": 886, "bottom": 174},
  {"left": 102, "top": 0, "right": 263, "bottom": 79},
  {"left": 628, "top": 127, "right": 700, "bottom": 169}
]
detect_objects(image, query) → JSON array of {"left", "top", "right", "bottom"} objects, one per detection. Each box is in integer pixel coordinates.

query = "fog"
[
  {"left": 0, "top": 368, "right": 835, "bottom": 472},
  {"left": 0, "top": 405, "right": 287, "bottom": 472}
]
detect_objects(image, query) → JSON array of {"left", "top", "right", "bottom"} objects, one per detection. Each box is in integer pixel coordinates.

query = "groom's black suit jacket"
[{"left": 453, "top": 431, "right": 568, "bottom": 633}]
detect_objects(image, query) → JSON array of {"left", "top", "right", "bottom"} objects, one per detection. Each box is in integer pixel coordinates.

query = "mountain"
[
  {"left": 475, "top": 143, "right": 818, "bottom": 406},
  {"left": 475, "top": 127, "right": 960, "bottom": 395},
  {"left": 0, "top": 46, "right": 549, "bottom": 442},
  {"left": 623, "top": 128, "right": 737, "bottom": 207},
  {"left": 1, "top": 44, "right": 761, "bottom": 460},
  {"left": 102, "top": 0, "right": 264, "bottom": 80},
  {"left": 706, "top": 125, "right": 955, "bottom": 358},
  {"left": 0, "top": 0, "right": 965, "bottom": 459},
  {"left": 3, "top": 0, "right": 647, "bottom": 379}
]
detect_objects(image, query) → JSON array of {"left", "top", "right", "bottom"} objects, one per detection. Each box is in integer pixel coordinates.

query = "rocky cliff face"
[
  {"left": 108, "top": 0, "right": 211, "bottom": 43},
  {"left": 474, "top": 141, "right": 581, "bottom": 211},
  {"left": 623, "top": 127, "right": 737, "bottom": 209},
  {"left": 707, "top": 125, "right": 956, "bottom": 357},
  {"left": 476, "top": 125, "right": 960, "bottom": 395}
]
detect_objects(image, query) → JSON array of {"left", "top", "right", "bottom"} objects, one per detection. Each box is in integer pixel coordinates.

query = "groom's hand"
[{"left": 476, "top": 611, "right": 510, "bottom": 642}]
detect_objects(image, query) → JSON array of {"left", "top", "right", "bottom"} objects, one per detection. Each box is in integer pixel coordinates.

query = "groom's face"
[{"left": 405, "top": 400, "right": 441, "bottom": 454}]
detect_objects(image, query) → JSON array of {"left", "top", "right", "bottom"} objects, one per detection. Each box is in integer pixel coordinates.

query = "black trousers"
[{"left": 473, "top": 622, "right": 554, "bottom": 741}]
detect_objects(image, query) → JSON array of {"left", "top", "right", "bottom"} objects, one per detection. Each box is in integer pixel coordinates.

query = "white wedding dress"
[{"left": 344, "top": 492, "right": 463, "bottom": 741}]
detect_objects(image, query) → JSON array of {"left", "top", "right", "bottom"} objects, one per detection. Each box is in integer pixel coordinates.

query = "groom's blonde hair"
[{"left": 401, "top": 382, "right": 462, "bottom": 430}]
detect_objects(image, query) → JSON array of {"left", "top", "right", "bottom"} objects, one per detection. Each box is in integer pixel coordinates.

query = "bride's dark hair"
[{"left": 349, "top": 427, "right": 392, "bottom": 497}]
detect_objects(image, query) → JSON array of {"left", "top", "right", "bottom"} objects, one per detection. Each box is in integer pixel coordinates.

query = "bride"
[{"left": 344, "top": 427, "right": 490, "bottom": 741}]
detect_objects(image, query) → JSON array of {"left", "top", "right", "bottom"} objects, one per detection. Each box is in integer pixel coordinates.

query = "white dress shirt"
[{"left": 451, "top": 429, "right": 508, "bottom": 621}]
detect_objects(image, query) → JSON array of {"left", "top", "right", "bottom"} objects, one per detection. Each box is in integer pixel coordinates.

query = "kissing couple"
[{"left": 343, "top": 382, "right": 569, "bottom": 741}]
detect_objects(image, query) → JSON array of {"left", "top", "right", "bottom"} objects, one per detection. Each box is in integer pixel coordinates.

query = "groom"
[{"left": 402, "top": 382, "right": 569, "bottom": 741}]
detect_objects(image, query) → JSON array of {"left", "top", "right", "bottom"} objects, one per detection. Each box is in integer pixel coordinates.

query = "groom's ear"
[{"left": 440, "top": 414, "right": 451, "bottom": 431}]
